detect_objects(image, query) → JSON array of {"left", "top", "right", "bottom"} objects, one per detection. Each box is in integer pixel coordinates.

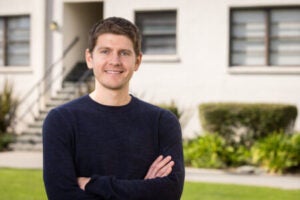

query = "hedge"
[{"left": 199, "top": 103, "right": 297, "bottom": 146}]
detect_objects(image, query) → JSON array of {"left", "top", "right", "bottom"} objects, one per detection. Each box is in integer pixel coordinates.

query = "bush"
[
  {"left": 221, "top": 145, "right": 252, "bottom": 167},
  {"left": 184, "top": 133, "right": 251, "bottom": 169},
  {"left": 0, "top": 134, "right": 15, "bottom": 151},
  {"left": 184, "top": 134, "right": 226, "bottom": 168},
  {"left": 0, "top": 80, "right": 18, "bottom": 151},
  {"left": 199, "top": 103, "right": 297, "bottom": 146},
  {"left": 251, "top": 132, "right": 300, "bottom": 174}
]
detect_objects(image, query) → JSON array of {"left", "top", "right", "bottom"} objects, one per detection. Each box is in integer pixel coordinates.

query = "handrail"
[
  {"left": 74, "top": 69, "right": 93, "bottom": 96},
  {"left": 16, "top": 36, "right": 80, "bottom": 123}
]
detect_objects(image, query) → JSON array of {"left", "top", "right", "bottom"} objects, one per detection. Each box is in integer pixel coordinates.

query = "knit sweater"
[{"left": 43, "top": 95, "right": 185, "bottom": 200}]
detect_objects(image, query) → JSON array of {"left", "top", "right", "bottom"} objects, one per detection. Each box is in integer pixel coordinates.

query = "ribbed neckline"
[{"left": 84, "top": 94, "right": 137, "bottom": 113}]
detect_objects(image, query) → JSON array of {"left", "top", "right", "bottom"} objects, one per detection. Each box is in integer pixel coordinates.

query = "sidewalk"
[
  {"left": 0, "top": 151, "right": 299, "bottom": 190},
  {"left": 185, "top": 167, "right": 300, "bottom": 190}
]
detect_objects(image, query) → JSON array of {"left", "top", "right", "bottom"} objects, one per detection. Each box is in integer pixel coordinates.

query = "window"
[
  {"left": 230, "top": 7, "right": 300, "bottom": 66},
  {"left": 135, "top": 10, "right": 177, "bottom": 55},
  {"left": 0, "top": 15, "right": 30, "bottom": 66}
]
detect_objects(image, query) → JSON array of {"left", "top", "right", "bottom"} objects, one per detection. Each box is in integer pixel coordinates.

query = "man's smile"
[{"left": 105, "top": 70, "right": 124, "bottom": 74}]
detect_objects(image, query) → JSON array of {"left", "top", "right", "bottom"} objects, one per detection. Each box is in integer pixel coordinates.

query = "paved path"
[
  {"left": 0, "top": 151, "right": 42, "bottom": 169},
  {"left": 185, "top": 167, "right": 300, "bottom": 190},
  {"left": 0, "top": 151, "right": 299, "bottom": 190}
]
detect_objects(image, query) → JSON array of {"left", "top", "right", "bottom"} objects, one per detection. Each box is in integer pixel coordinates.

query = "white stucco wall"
[
  {"left": 2, "top": 0, "right": 300, "bottom": 137},
  {"left": 0, "top": 0, "right": 46, "bottom": 132},
  {"left": 104, "top": 0, "right": 300, "bottom": 138}
]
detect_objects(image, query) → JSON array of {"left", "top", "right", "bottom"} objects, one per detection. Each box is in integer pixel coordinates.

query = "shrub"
[
  {"left": 0, "top": 134, "right": 15, "bottom": 151},
  {"left": 0, "top": 80, "right": 18, "bottom": 151},
  {"left": 221, "top": 145, "right": 252, "bottom": 167},
  {"left": 184, "top": 133, "right": 252, "bottom": 169},
  {"left": 199, "top": 103, "right": 297, "bottom": 146},
  {"left": 184, "top": 134, "right": 226, "bottom": 168},
  {"left": 0, "top": 80, "right": 18, "bottom": 134},
  {"left": 251, "top": 132, "right": 300, "bottom": 174}
]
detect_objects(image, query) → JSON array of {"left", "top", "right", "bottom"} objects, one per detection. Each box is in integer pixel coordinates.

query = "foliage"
[
  {"left": 0, "top": 134, "right": 15, "bottom": 151},
  {"left": 221, "top": 144, "right": 252, "bottom": 167},
  {"left": 184, "top": 134, "right": 226, "bottom": 168},
  {"left": 199, "top": 103, "right": 297, "bottom": 146},
  {"left": 184, "top": 133, "right": 251, "bottom": 168},
  {"left": 0, "top": 80, "right": 18, "bottom": 134},
  {"left": 251, "top": 132, "right": 300, "bottom": 174},
  {"left": 0, "top": 80, "right": 18, "bottom": 151}
]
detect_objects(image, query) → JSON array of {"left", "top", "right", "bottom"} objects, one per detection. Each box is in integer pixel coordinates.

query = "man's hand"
[
  {"left": 77, "top": 155, "right": 174, "bottom": 189},
  {"left": 144, "top": 155, "right": 174, "bottom": 180},
  {"left": 77, "top": 177, "right": 91, "bottom": 191}
]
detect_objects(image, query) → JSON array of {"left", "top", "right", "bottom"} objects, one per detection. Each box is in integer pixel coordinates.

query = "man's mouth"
[{"left": 105, "top": 70, "right": 123, "bottom": 74}]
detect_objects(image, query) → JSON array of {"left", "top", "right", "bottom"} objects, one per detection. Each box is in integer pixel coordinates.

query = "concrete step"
[
  {"left": 15, "top": 134, "right": 42, "bottom": 144},
  {"left": 11, "top": 81, "right": 79, "bottom": 152},
  {"left": 23, "top": 127, "right": 42, "bottom": 135},
  {"left": 10, "top": 143, "right": 42, "bottom": 151}
]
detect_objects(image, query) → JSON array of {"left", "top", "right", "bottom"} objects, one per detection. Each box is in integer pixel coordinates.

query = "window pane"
[
  {"left": 136, "top": 11, "right": 176, "bottom": 55},
  {"left": 143, "top": 35, "right": 176, "bottom": 54},
  {"left": 270, "top": 9, "right": 300, "bottom": 65},
  {"left": 232, "top": 53, "right": 265, "bottom": 66},
  {"left": 7, "top": 54, "right": 29, "bottom": 66},
  {"left": 6, "top": 16, "right": 30, "bottom": 66},
  {"left": 231, "top": 10, "right": 266, "bottom": 66}
]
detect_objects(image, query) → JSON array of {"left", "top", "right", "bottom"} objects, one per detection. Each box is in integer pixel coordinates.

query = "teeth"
[{"left": 106, "top": 70, "right": 122, "bottom": 74}]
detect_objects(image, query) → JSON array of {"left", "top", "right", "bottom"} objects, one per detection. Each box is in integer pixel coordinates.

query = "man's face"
[{"left": 86, "top": 33, "right": 142, "bottom": 91}]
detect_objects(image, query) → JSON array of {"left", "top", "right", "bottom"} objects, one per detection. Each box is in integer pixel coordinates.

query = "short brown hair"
[{"left": 88, "top": 17, "right": 141, "bottom": 56}]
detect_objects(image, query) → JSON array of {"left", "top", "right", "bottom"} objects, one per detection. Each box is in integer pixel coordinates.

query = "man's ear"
[
  {"left": 85, "top": 49, "right": 93, "bottom": 69},
  {"left": 135, "top": 53, "right": 142, "bottom": 71}
]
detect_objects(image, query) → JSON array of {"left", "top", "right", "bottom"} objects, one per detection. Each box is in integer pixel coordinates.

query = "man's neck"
[{"left": 89, "top": 87, "right": 131, "bottom": 107}]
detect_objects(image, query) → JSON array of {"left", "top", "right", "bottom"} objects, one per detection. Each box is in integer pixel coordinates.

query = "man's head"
[{"left": 88, "top": 17, "right": 141, "bottom": 56}]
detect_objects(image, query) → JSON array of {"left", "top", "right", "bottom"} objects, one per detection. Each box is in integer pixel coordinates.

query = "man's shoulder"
[
  {"left": 49, "top": 95, "right": 90, "bottom": 115},
  {"left": 133, "top": 96, "right": 176, "bottom": 118}
]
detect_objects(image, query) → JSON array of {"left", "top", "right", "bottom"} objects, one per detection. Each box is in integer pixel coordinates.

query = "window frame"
[
  {"left": 229, "top": 6, "right": 300, "bottom": 68},
  {"left": 0, "top": 15, "right": 31, "bottom": 67},
  {"left": 135, "top": 9, "right": 180, "bottom": 63}
]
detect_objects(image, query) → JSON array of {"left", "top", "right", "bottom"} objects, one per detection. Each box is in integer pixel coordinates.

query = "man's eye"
[
  {"left": 120, "top": 51, "right": 130, "bottom": 56},
  {"left": 100, "top": 50, "right": 109, "bottom": 54}
]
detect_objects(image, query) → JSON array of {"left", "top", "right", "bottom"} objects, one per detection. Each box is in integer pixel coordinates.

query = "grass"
[
  {"left": 182, "top": 182, "right": 300, "bottom": 200},
  {"left": 0, "top": 168, "right": 299, "bottom": 200},
  {"left": 0, "top": 168, "right": 47, "bottom": 200}
]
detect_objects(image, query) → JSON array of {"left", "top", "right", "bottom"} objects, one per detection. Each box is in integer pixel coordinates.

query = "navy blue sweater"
[{"left": 43, "top": 95, "right": 185, "bottom": 200}]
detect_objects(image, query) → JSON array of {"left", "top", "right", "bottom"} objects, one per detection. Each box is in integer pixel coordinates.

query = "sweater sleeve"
[
  {"left": 43, "top": 109, "right": 101, "bottom": 200},
  {"left": 84, "top": 110, "right": 185, "bottom": 200}
]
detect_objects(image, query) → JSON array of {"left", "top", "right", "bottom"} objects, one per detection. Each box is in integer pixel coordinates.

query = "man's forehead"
[{"left": 95, "top": 35, "right": 134, "bottom": 52}]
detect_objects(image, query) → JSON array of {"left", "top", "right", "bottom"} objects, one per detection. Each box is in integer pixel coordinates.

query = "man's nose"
[{"left": 109, "top": 52, "right": 121, "bottom": 66}]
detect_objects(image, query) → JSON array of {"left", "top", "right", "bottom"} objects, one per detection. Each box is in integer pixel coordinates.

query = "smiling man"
[{"left": 43, "top": 17, "right": 184, "bottom": 200}]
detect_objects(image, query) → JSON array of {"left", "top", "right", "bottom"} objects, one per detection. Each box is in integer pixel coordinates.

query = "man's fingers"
[
  {"left": 156, "top": 160, "right": 174, "bottom": 177},
  {"left": 144, "top": 155, "right": 163, "bottom": 179},
  {"left": 144, "top": 155, "right": 174, "bottom": 180}
]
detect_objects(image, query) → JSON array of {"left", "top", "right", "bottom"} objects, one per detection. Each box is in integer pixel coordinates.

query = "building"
[{"left": 0, "top": 0, "right": 300, "bottom": 141}]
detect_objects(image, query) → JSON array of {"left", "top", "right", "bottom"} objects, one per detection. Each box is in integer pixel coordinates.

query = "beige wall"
[
  {"left": 2, "top": 0, "right": 300, "bottom": 137},
  {"left": 0, "top": 0, "right": 46, "bottom": 132},
  {"left": 104, "top": 0, "right": 300, "bottom": 138}
]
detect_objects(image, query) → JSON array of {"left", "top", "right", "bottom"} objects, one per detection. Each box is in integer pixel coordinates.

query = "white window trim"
[
  {"left": 142, "top": 54, "right": 180, "bottom": 63},
  {"left": 228, "top": 66, "right": 300, "bottom": 75},
  {"left": 0, "top": 66, "right": 33, "bottom": 74}
]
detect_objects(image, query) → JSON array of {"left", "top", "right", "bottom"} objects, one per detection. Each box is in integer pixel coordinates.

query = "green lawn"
[
  {"left": 0, "top": 168, "right": 299, "bottom": 200},
  {"left": 182, "top": 182, "right": 300, "bottom": 200}
]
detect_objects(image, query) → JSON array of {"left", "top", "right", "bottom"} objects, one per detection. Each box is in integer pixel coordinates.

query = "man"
[{"left": 43, "top": 17, "right": 184, "bottom": 200}]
